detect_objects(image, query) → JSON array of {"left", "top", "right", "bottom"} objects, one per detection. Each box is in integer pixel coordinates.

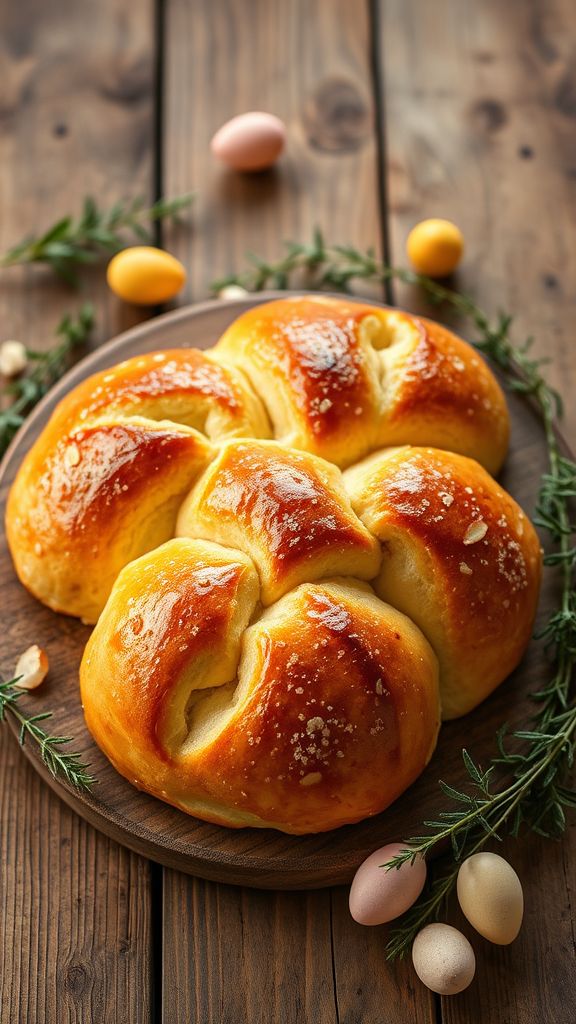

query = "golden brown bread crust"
[
  {"left": 176, "top": 439, "right": 381, "bottom": 604},
  {"left": 6, "top": 296, "right": 540, "bottom": 833},
  {"left": 344, "top": 447, "right": 542, "bottom": 718},
  {"left": 215, "top": 297, "right": 509, "bottom": 472},
  {"left": 6, "top": 347, "right": 269, "bottom": 622},
  {"left": 6, "top": 297, "right": 509, "bottom": 622},
  {"left": 81, "top": 539, "right": 440, "bottom": 833},
  {"left": 45, "top": 347, "right": 271, "bottom": 440},
  {"left": 7, "top": 417, "right": 214, "bottom": 623}
]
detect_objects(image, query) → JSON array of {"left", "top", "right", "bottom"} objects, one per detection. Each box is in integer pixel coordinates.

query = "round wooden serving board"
[{"left": 0, "top": 293, "right": 558, "bottom": 889}]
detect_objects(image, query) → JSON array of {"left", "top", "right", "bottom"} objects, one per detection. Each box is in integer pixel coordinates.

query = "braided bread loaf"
[{"left": 5, "top": 296, "right": 541, "bottom": 834}]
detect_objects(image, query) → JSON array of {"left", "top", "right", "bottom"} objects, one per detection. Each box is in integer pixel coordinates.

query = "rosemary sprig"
[
  {"left": 213, "top": 233, "right": 576, "bottom": 958},
  {"left": 0, "top": 678, "right": 96, "bottom": 790},
  {"left": 0, "top": 302, "right": 94, "bottom": 457},
  {"left": 1, "top": 194, "right": 194, "bottom": 284}
]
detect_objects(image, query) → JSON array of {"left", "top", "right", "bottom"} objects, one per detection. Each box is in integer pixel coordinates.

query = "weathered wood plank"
[
  {"left": 330, "top": 887, "right": 435, "bottom": 1024},
  {"left": 0, "top": 2, "right": 156, "bottom": 1021},
  {"left": 162, "top": 875, "right": 337, "bottom": 1024},
  {"left": 0, "top": 730, "right": 154, "bottom": 1023},
  {"left": 381, "top": 0, "right": 576, "bottom": 440},
  {"left": 161, "top": 1, "right": 433, "bottom": 1021},
  {"left": 163, "top": 0, "right": 382, "bottom": 298},
  {"left": 380, "top": 0, "right": 576, "bottom": 1019}
]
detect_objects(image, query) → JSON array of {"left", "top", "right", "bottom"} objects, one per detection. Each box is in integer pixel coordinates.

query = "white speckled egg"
[
  {"left": 349, "top": 843, "right": 426, "bottom": 925},
  {"left": 457, "top": 852, "right": 523, "bottom": 944},
  {"left": 211, "top": 112, "right": 286, "bottom": 171},
  {"left": 412, "top": 923, "right": 476, "bottom": 995}
]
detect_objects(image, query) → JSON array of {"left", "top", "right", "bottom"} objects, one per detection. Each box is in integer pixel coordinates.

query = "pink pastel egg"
[
  {"left": 349, "top": 843, "right": 427, "bottom": 926},
  {"left": 211, "top": 112, "right": 286, "bottom": 172}
]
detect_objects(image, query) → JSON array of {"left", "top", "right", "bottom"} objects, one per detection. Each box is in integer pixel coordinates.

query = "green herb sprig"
[
  {"left": 0, "top": 678, "right": 96, "bottom": 790},
  {"left": 214, "top": 232, "right": 576, "bottom": 958},
  {"left": 0, "top": 303, "right": 94, "bottom": 457},
  {"left": 1, "top": 194, "right": 194, "bottom": 284}
]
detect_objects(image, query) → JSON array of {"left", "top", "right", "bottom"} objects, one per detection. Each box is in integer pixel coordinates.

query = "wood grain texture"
[
  {"left": 159, "top": 0, "right": 570, "bottom": 1019},
  {"left": 439, "top": 830, "right": 576, "bottom": 1024},
  {"left": 381, "top": 0, "right": 576, "bottom": 441},
  {"left": 162, "top": 876, "right": 338, "bottom": 1024},
  {"left": 0, "top": 2, "right": 155, "bottom": 1021},
  {"left": 161, "top": 876, "right": 434, "bottom": 1024},
  {"left": 380, "top": 0, "right": 576, "bottom": 1018},
  {"left": 0, "top": 730, "right": 152, "bottom": 1024},
  {"left": 162, "top": 0, "right": 382, "bottom": 299},
  {"left": 0, "top": 0, "right": 156, "bottom": 344}
]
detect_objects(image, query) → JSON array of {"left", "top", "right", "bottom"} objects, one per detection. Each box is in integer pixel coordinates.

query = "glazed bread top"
[
  {"left": 6, "top": 295, "right": 540, "bottom": 834},
  {"left": 344, "top": 446, "right": 542, "bottom": 718},
  {"left": 176, "top": 439, "right": 381, "bottom": 605},
  {"left": 81, "top": 538, "right": 441, "bottom": 833},
  {"left": 79, "top": 436, "right": 540, "bottom": 832},
  {"left": 6, "top": 296, "right": 510, "bottom": 624},
  {"left": 214, "top": 297, "right": 509, "bottom": 472}
]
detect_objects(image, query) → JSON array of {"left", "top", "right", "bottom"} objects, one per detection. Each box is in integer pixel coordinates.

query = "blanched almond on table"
[
  {"left": 14, "top": 644, "right": 49, "bottom": 690},
  {"left": 0, "top": 339, "right": 27, "bottom": 377}
]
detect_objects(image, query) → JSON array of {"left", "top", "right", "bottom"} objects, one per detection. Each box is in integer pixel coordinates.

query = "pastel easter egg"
[
  {"left": 107, "top": 246, "right": 186, "bottom": 305},
  {"left": 457, "top": 852, "right": 524, "bottom": 944},
  {"left": 349, "top": 843, "right": 426, "bottom": 926},
  {"left": 412, "top": 923, "right": 476, "bottom": 995},
  {"left": 211, "top": 112, "right": 286, "bottom": 171}
]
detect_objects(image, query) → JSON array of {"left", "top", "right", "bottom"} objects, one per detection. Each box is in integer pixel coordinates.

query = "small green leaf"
[
  {"left": 38, "top": 217, "right": 73, "bottom": 244},
  {"left": 438, "top": 780, "right": 473, "bottom": 804},
  {"left": 462, "top": 749, "right": 484, "bottom": 787}
]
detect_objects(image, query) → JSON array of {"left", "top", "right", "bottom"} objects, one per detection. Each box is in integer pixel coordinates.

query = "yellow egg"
[
  {"left": 406, "top": 218, "right": 464, "bottom": 277},
  {"left": 107, "top": 247, "right": 186, "bottom": 305},
  {"left": 412, "top": 923, "right": 476, "bottom": 995},
  {"left": 457, "top": 852, "right": 523, "bottom": 944}
]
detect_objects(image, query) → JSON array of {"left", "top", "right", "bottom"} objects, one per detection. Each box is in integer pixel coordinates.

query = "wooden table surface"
[{"left": 1, "top": 1, "right": 575, "bottom": 1021}]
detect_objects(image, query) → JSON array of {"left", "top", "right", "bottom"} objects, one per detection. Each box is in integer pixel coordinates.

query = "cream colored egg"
[
  {"left": 457, "top": 852, "right": 523, "bottom": 944},
  {"left": 107, "top": 247, "right": 186, "bottom": 305},
  {"left": 349, "top": 843, "right": 426, "bottom": 925},
  {"left": 412, "top": 923, "right": 476, "bottom": 995},
  {"left": 211, "top": 112, "right": 286, "bottom": 172}
]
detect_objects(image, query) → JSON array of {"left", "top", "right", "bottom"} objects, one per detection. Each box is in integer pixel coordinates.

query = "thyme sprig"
[
  {"left": 0, "top": 303, "right": 94, "bottom": 457},
  {"left": 213, "top": 232, "right": 576, "bottom": 958},
  {"left": 0, "top": 678, "right": 96, "bottom": 790},
  {"left": 1, "top": 194, "right": 194, "bottom": 284}
]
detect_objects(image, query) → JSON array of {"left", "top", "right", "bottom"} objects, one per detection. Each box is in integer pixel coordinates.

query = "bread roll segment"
[
  {"left": 81, "top": 538, "right": 260, "bottom": 768},
  {"left": 42, "top": 346, "right": 271, "bottom": 441},
  {"left": 6, "top": 417, "right": 214, "bottom": 623},
  {"left": 5, "top": 344, "right": 270, "bottom": 624},
  {"left": 176, "top": 438, "right": 381, "bottom": 605},
  {"left": 81, "top": 542, "right": 440, "bottom": 834},
  {"left": 215, "top": 297, "right": 509, "bottom": 472},
  {"left": 344, "top": 446, "right": 542, "bottom": 719}
]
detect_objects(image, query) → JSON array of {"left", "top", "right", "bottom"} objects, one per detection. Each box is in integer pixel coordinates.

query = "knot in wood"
[
  {"left": 303, "top": 77, "right": 372, "bottom": 153},
  {"left": 100, "top": 55, "right": 153, "bottom": 106},
  {"left": 470, "top": 98, "right": 507, "bottom": 134},
  {"left": 63, "top": 961, "right": 90, "bottom": 998}
]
